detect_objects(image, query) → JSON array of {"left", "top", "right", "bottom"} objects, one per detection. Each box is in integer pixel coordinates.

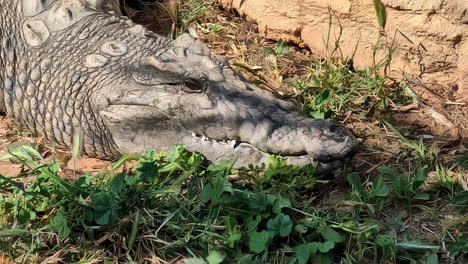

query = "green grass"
[
  {"left": 287, "top": 56, "right": 411, "bottom": 120},
  {"left": 264, "top": 39, "right": 291, "bottom": 84},
  {"left": 0, "top": 144, "right": 467, "bottom": 263},
  {"left": 160, "top": 0, "right": 215, "bottom": 38}
]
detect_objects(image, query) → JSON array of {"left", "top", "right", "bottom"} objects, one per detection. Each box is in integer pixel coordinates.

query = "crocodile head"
[{"left": 98, "top": 34, "right": 358, "bottom": 172}]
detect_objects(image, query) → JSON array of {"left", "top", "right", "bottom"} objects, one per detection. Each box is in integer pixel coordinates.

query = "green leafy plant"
[
  {"left": 291, "top": 219, "right": 345, "bottom": 264},
  {"left": 289, "top": 57, "right": 407, "bottom": 120},
  {"left": 374, "top": 233, "right": 439, "bottom": 263},
  {"left": 346, "top": 172, "right": 389, "bottom": 214},
  {"left": 376, "top": 233, "right": 397, "bottom": 261},
  {"left": 287, "top": 3, "right": 408, "bottom": 121},
  {"left": 379, "top": 166, "right": 430, "bottom": 205},
  {"left": 382, "top": 120, "right": 461, "bottom": 190},
  {"left": 383, "top": 120, "right": 437, "bottom": 163},
  {"left": 159, "top": 0, "right": 214, "bottom": 38},
  {"left": 0, "top": 143, "right": 454, "bottom": 264},
  {"left": 446, "top": 235, "right": 468, "bottom": 260},
  {"left": 255, "top": 155, "right": 316, "bottom": 198},
  {"left": 0, "top": 144, "right": 331, "bottom": 262},
  {"left": 264, "top": 39, "right": 290, "bottom": 83}
]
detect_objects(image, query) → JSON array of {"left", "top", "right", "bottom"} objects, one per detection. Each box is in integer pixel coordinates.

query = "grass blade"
[
  {"left": 127, "top": 210, "right": 141, "bottom": 252},
  {"left": 373, "top": 0, "right": 386, "bottom": 29},
  {"left": 396, "top": 241, "right": 439, "bottom": 251},
  {"left": 72, "top": 130, "right": 82, "bottom": 159},
  {"left": 0, "top": 229, "right": 30, "bottom": 237}
]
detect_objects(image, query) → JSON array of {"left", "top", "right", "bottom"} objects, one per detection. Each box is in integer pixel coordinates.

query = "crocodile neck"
[
  {"left": 0, "top": 0, "right": 26, "bottom": 113},
  {"left": 0, "top": 0, "right": 122, "bottom": 157}
]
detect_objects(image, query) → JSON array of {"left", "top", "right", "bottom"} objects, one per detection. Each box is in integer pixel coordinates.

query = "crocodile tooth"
[
  {"left": 191, "top": 132, "right": 196, "bottom": 137},
  {"left": 230, "top": 140, "right": 237, "bottom": 148}
]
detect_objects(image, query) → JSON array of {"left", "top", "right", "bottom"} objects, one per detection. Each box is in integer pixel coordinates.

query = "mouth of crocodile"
[
  {"left": 102, "top": 102, "right": 314, "bottom": 159},
  {"left": 189, "top": 132, "right": 309, "bottom": 158},
  {"left": 101, "top": 104, "right": 345, "bottom": 173},
  {"left": 184, "top": 131, "right": 336, "bottom": 167},
  {"left": 185, "top": 131, "right": 350, "bottom": 174}
]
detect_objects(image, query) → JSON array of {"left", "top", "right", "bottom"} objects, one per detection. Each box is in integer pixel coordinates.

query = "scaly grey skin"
[{"left": 0, "top": 0, "right": 358, "bottom": 172}]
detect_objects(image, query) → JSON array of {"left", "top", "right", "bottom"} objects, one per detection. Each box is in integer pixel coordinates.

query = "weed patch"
[
  {"left": 288, "top": 59, "right": 410, "bottom": 120},
  {"left": 0, "top": 144, "right": 467, "bottom": 263}
]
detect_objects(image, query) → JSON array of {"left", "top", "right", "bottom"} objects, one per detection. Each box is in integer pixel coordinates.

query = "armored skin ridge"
[{"left": 0, "top": 0, "right": 358, "bottom": 173}]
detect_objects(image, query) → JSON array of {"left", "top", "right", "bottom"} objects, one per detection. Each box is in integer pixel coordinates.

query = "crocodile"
[{"left": 0, "top": 0, "right": 358, "bottom": 172}]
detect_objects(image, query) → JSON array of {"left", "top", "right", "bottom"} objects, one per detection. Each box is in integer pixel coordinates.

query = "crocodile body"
[{"left": 0, "top": 0, "right": 358, "bottom": 171}]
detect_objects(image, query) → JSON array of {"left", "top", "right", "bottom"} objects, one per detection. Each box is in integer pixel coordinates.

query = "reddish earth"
[
  {"left": 0, "top": 117, "right": 23, "bottom": 176},
  {"left": 217, "top": 0, "right": 468, "bottom": 102},
  {"left": 0, "top": 115, "right": 113, "bottom": 177},
  {"left": 215, "top": 0, "right": 468, "bottom": 141},
  {"left": 65, "top": 157, "right": 110, "bottom": 174}
]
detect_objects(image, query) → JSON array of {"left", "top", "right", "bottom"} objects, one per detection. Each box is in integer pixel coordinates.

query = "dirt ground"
[{"left": 0, "top": 0, "right": 467, "bottom": 185}]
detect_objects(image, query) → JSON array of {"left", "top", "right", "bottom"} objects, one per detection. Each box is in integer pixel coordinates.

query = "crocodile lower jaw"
[{"left": 182, "top": 132, "right": 344, "bottom": 174}]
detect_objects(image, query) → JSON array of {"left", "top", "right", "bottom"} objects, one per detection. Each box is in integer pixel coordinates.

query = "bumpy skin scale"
[{"left": 0, "top": 0, "right": 358, "bottom": 171}]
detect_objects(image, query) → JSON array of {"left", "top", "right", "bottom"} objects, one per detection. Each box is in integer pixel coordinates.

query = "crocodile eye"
[{"left": 182, "top": 79, "right": 203, "bottom": 93}]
